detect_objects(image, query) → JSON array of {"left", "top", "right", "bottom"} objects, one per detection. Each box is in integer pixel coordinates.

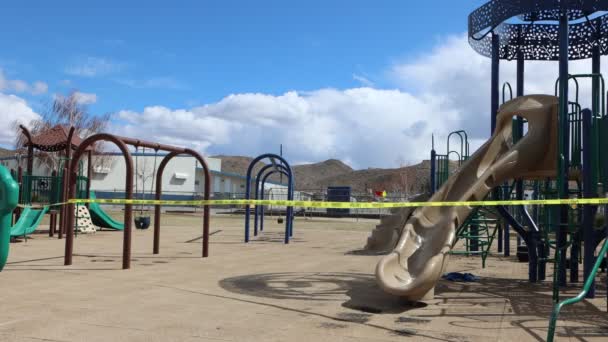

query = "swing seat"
[{"left": 134, "top": 216, "right": 150, "bottom": 229}]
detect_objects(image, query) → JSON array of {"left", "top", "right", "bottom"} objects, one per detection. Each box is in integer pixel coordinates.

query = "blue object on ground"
[{"left": 442, "top": 272, "right": 480, "bottom": 282}]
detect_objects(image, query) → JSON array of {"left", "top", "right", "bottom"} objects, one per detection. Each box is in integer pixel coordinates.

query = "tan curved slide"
[
  {"left": 375, "top": 95, "right": 558, "bottom": 301},
  {"left": 365, "top": 193, "right": 429, "bottom": 254}
]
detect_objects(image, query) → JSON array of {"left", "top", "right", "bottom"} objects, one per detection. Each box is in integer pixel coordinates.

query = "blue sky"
[
  {"left": 3, "top": 1, "right": 484, "bottom": 111},
  {"left": 4, "top": 1, "right": 556, "bottom": 168}
]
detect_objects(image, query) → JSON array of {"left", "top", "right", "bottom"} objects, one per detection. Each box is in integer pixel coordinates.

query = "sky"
[{"left": 0, "top": 1, "right": 601, "bottom": 168}]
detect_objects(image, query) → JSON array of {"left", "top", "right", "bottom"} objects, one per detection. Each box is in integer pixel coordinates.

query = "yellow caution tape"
[{"left": 66, "top": 197, "right": 608, "bottom": 209}]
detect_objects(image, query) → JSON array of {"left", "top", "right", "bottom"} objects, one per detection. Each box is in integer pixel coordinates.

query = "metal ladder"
[{"left": 451, "top": 207, "right": 499, "bottom": 268}]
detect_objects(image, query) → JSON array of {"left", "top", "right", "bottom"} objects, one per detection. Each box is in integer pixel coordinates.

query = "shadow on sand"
[
  {"left": 219, "top": 271, "right": 608, "bottom": 341},
  {"left": 219, "top": 272, "right": 422, "bottom": 314}
]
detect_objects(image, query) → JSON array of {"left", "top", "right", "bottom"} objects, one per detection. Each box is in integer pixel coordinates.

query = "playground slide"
[
  {"left": 365, "top": 193, "right": 429, "bottom": 254},
  {"left": 376, "top": 95, "right": 558, "bottom": 301},
  {"left": 88, "top": 192, "right": 124, "bottom": 230},
  {"left": 0, "top": 166, "right": 20, "bottom": 272},
  {"left": 10, "top": 206, "right": 49, "bottom": 237}
]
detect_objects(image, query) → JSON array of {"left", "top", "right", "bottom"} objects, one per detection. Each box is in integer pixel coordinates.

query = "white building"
[{"left": 0, "top": 152, "right": 299, "bottom": 201}]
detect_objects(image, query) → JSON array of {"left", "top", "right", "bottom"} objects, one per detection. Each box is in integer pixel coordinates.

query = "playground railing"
[
  {"left": 546, "top": 236, "right": 608, "bottom": 342},
  {"left": 21, "top": 174, "right": 60, "bottom": 204}
]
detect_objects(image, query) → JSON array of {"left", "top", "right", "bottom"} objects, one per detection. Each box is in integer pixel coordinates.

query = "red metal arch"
[
  {"left": 153, "top": 149, "right": 211, "bottom": 257},
  {"left": 64, "top": 133, "right": 134, "bottom": 269}
]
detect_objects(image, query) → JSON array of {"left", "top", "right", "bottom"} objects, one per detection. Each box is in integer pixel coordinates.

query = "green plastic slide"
[
  {"left": 0, "top": 165, "right": 20, "bottom": 272},
  {"left": 88, "top": 192, "right": 124, "bottom": 230},
  {"left": 10, "top": 206, "right": 49, "bottom": 237}
]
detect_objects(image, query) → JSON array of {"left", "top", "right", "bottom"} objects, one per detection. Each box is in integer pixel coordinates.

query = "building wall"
[
  {"left": 88, "top": 154, "right": 209, "bottom": 195},
  {"left": 0, "top": 157, "right": 53, "bottom": 176},
  {"left": 205, "top": 158, "right": 221, "bottom": 174},
  {"left": 0, "top": 153, "right": 309, "bottom": 201}
]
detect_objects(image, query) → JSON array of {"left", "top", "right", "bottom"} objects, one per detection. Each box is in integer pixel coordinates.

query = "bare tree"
[
  {"left": 134, "top": 153, "right": 157, "bottom": 213},
  {"left": 398, "top": 162, "right": 411, "bottom": 199},
  {"left": 394, "top": 155, "right": 411, "bottom": 199},
  {"left": 12, "top": 91, "right": 111, "bottom": 170}
]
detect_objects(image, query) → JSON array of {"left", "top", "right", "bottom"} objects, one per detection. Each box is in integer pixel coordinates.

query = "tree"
[
  {"left": 394, "top": 155, "right": 411, "bottom": 199},
  {"left": 134, "top": 152, "right": 157, "bottom": 212},
  {"left": 12, "top": 91, "right": 111, "bottom": 170}
]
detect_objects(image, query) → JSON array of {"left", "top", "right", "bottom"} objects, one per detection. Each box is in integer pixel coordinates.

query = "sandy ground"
[{"left": 1, "top": 212, "right": 607, "bottom": 342}]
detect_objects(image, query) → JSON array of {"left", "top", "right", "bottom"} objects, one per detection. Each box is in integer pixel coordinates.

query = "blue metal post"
[
  {"left": 491, "top": 33, "right": 499, "bottom": 133},
  {"left": 254, "top": 172, "right": 261, "bottom": 236},
  {"left": 503, "top": 186, "right": 511, "bottom": 257},
  {"left": 254, "top": 164, "right": 276, "bottom": 236},
  {"left": 535, "top": 180, "right": 547, "bottom": 280},
  {"left": 498, "top": 224, "right": 503, "bottom": 253},
  {"left": 244, "top": 153, "right": 294, "bottom": 243},
  {"left": 516, "top": 49, "right": 526, "bottom": 259},
  {"left": 244, "top": 169, "right": 254, "bottom": 243},
  {"left": 430, "top": 148, "right": 436, "bottom": 194},
  {"left": 557, "top": 1, "right": 570, "bottom": 287},
  {"left": 491, "top": 32, "right": 508, "bottom": 256},
  {"left": 287, "top": 174, "right": 294, "bottom": 240},
  {"left": 582, "top": 109, "right": 596, "bottom": 297},
  {"left": 260, "top": 169, "right": 288, "bottom": 233}
]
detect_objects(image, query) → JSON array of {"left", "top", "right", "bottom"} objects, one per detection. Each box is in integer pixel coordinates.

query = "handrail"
[
  {"left": 554, "top": 75, "right": 580, "bottom": 105},
  {"left": 546, "top": 236, "right": 608, "bottom": 342},
  {"left": 555, "top": 74, "right": 606, "bottom": 117},
  {"left": 447, "top": 130, "right": 469, "bottom": 161},
  {"left": 502, "top": 82, "right": 513, "bottom": 104}
]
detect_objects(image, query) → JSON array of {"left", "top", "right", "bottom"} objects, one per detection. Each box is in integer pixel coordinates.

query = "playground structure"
[
  {"left": 3, "top": 2, "right": 608, "bottom": 341},
  {"left": 377, "top": 95, "right": 559, "bottom": 299},
  {"left": 64, "top": 133, "right": 212, "bottom": 269},
  {"left": 371, "top": 1, "right": 608, "bottom": 339},
  {"left": 88, "top": 191, "right": 125, "bottom": 230},
  {"left": 431, "top": 130, "right": 499, "bottom": 267},
  {"left": 18, "top": 125, "right": 92, "bottom": 239},
  {"left": 244, "top": 153, "right": 294, "bottom": 244},
  {"left": 18, "top": 125, "right": 126, "bottom": 235},
  {"left": 0, "top": 165, "right": 20, "bottom": 271},
  {"left": 0, "top": 126, "right": 214, "bottom": 271}
]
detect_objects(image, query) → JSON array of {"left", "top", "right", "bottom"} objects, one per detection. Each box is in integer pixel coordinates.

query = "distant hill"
[
  {"left": 316, "top": 161, "right": 432, "bottom": 194},
  {"left": 0, "top": 147, "right": 15, "bottom": 158},
  {"left": 211, "top": 155, "right": 441, "bottom": 195},
  {"left": 292, "top": 159, "right": 353, "bottom": 189}
]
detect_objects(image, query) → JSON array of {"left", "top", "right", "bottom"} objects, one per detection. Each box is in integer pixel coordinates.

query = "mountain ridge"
[{"left": 211, "top": 155, "right": 434, "bottom": 194}]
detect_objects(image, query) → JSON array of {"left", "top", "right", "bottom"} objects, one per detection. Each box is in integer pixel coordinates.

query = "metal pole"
[
  {"left": 65, "top": 134, "right": 133, "bottom": 269},
  {"left": 430, "top": 149, "right": 436, "bottom": 194},
  {"left": 591, "top": 43, "right": 604, "bottom": 302},
  {"left": 491, "top": 33, "right": 500, "bottom": 134},
  {"left": 556, "top": 1, "right": 570, "bottom": 287},
  {"left": 86, "top": 150, "right": 92, "bottom": 208},
  {"left": 49, "top": 170, "right": 57, "bottom": 237},
  {"left": 582, "top": 109, "right": 596, "bottom": 297},
  {"left": 491, "top": 32, "right": 508, "bottom": 256},
  {"left": 503, "top": 186, "right": 510, "bottom": 257},
  {"left": 153, "top": 151, "right": 179, "bottom": 254},
  {"left": 516, "top": 47, "right": 535, "bottom": 280}
]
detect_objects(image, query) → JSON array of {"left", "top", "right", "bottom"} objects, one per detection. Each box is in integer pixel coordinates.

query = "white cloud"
[
  {"left": 0, "top": 70, "right": 48, "bottom": 95},
  {"left": 353, "top": 73, "right": 375, "bottom": 87},
  {"left": 73, "top": 91, "right": 97, "bottom": 105},
  {"left": 110, "top": 33, "right": 604, "bottom": 168},
  {"left": 0, "top": 93, "right": 40, "bottom": 145},
  {"left": 115, "top": 77, "right": 187, "bottom": 90},
  {"left": 112, "top": 88, "right": 459, "bottom": 168},
  {"left": 31, "top": 81, "right": 48, "bottom": 95},
  {"left": 65, "top": 57, "right": 123, "bottom": 77},
  {"left": 391, "top": 34, "right": 602, "bottom": 141}
]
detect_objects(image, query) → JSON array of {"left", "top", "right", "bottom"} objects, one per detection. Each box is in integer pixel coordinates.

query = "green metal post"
[
  {"left": 547, "top": 236, "right": 608, "bottom": 342},
  {"left": 0, "top": 166, "right": 20, "bottom": 272}
]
